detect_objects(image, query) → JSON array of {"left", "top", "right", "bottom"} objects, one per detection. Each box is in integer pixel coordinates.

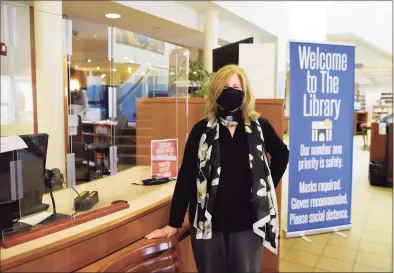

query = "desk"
[
  {"left": 0, "top": 167, "right": 185, "bottom": 272},
  {"left": 370, "top": 122, "right": 393, "bottom": 185}
]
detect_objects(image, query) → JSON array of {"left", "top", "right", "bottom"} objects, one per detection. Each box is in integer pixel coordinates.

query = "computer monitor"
[
  {"left": 0, "top": 133, "right": 49, "bottom": 232},
  {"left": 18, "top": 133, "right": 50, "bottom": 217}
]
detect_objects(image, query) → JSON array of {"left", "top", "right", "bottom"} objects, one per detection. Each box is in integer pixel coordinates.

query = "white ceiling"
[
  {"left": 62, "top": 1, "right": 204, "bottom": 49},
  {"left": 327, "top": 33, "right": 392, "bottom": 86}
]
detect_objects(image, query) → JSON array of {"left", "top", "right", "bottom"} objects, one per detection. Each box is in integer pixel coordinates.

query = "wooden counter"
[
  {"left": 370, "top": 122, "right": 393, "bottom": 185},
  {"left": 0, "top": 167, "right": 181, "bottom": 272}
]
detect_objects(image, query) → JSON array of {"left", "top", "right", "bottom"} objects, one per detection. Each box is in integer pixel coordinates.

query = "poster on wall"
[
  {"left": 116, "top": 29, "right": 165, "bottom": 55},
  {"left": 287, "top": 41, "right": 355, "bottom": 238},
  {"left": 151, "top": 139, "right": 178, "bottom": 178}
]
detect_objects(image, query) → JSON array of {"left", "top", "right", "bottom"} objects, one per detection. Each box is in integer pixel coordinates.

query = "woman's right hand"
[{"left": 145, "top": 225, "right": 178, "bottom": 240}]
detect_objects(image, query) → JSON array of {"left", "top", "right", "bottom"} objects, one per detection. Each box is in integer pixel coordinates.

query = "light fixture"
[
  {"left": 105, "top": 13, "right": 121, "bottom": 19},
  {"left": 87, "top": 59, "right": 91, "bottom": 63},
  {"left": 124, "top": 56, "right": 128, "bottom": 60},
  {"left": 152, "top": 54, "right": 155, "bottom": 58},
  {"left": 94, "top": 34, "right": 97, "bottom": 38},
  {"left": 96, "top": 66, "right": 100, "bottom": 70},
  {"left": 114, "top": 68, "right": 117, "bottom": 72},
  {"left": 101, "top": 74, "right": 106, "bottom": 79},
  {"left": 75, "top": 65, "right": 78, "bottom": 68}
]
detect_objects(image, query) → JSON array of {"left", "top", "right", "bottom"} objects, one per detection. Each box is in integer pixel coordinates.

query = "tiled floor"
[{"left": 279, "top": 135, "right": 393, "bottom": 272}]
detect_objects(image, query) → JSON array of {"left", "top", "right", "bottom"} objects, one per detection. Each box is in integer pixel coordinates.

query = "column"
[
  {"left": 203, "top": 9, "right": 218, "bottom": 73},
  {"left": 34, "top": 1, "right": 66, "bottom": 173}
]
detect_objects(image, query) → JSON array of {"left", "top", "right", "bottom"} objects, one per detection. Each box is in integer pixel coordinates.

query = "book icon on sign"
[{"left": 312, "top": 119, "right": 332, "bottom": 142}]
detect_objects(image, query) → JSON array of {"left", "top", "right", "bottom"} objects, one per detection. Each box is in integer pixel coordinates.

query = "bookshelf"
[
  {"left": 372, "top": 92, "right": 393, "bottom": 120},
  {"left": 354, "top": 111, "right": 368, "bottom": 135},
  {"left": 354, "top": 88, "right": 366, "bottom": 111}
]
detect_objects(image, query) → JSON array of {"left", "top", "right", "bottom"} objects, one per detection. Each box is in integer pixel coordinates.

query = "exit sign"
[{"left": 0, "top": 43, "right": 7, "bottom": 56}]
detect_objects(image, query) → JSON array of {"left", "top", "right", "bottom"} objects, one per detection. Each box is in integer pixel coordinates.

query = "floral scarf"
[{"left": 193, "top": 118, "right": 279, "bottom": 255}]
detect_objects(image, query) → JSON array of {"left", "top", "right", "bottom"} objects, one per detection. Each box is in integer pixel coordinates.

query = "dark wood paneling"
[
  {"left": 29, "top": 7, "right": 38, "bottom": 134},
  {"left": 370, "top": 122, "right": 388, "bottom": 162},
  {"left": 1, "top": 199, "right": 171, "bottom": 272},
  {"left": 387, "top": 123, "right": 393, "bottom": 183},
  {"left": 2, "top": 202, "right": 129, "bottom": 249}
]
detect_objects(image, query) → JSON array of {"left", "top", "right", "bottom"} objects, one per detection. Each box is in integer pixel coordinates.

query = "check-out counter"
[{"left": 1, "top": 166, "right": 198, "bottom": 272}]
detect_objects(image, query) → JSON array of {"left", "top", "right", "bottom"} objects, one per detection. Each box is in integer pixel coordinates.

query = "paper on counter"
[
  {"left": 19, "top": 211, "right": 53, "bottom": 226},
  {"left": 0, "top": 135, "right": 28, "bottom": 153}
]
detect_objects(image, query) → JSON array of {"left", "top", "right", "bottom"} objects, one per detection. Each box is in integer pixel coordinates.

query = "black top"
[{"left": 169, "top": 118, "right": 289, "bottom": 232}]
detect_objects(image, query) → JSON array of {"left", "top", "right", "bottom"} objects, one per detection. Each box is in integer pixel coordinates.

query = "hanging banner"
[
  {"left": 151, "top": 139, "right": 178, "bottom": 178},
  {"left": 287, "top": 41, "right": 355, "bottom": 237}
]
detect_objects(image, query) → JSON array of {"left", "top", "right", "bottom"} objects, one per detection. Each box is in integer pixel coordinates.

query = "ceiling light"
[
  {"left": 94, "top": 34, "right": 97, "bottom": 38},
  {"left": 124, "top": 56, "right": 128, "bottom": 60},
  {"left": 101, "top": 74, "right": 106, "bottom": 79},
  {"left": 75, "top": 65, "right": 78, "bottom": 68},
  {"left": 105, "top": 13, "right": 121, "bottom": 19},
  {"left": 114, "top": 68, "right": 117, "bottom": 72},
  {"left": 87, "top": 59, "right": 91, "bottom": 63},
  {"left": 96, "top": 67, "right": 100, "bottom": 70},
  {"left": 152, "top": 55, "right": 155, "bottom": 58}
]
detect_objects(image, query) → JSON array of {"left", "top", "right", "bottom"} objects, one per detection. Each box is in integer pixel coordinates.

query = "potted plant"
[{"left": 188, "top": 60, "right": 214, "bottom": 98}]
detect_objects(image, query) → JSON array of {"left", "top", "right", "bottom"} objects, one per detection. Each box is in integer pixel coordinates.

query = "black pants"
[{"left": 190, "top": 229, "right": 263, "bottom": 273}]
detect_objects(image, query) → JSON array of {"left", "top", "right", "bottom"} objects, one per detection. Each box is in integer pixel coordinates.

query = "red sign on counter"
[
  {"left": 151, "top": 139, "right": 178, "bottom": 178},
  {"left": 0, "top": 43, "right": 7, "bottom": 56}
]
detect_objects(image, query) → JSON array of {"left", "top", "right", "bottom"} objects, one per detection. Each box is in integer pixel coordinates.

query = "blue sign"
[{"left": 287, "top": 41, "right": 355, "bottom": 235}]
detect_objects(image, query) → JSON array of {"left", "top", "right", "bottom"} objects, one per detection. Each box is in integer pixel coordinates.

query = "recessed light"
[
  {"left": 105, "top": 13, "right": 121, "bottom": 19},
  {"left": 101, "top": 74, "right": 106, "bottom": 79},
  {"left": 94, "top": 34, "right": 97, "bottom": 38},
  {"left": 75, "top": 65, "right": 78, "bottom": 68},
  {"left": 87, "top": 59, "right": 91, "bottom": 63}
]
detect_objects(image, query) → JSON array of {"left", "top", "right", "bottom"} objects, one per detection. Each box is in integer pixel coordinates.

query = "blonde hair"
[{"left": 204, "top": 64, "right": 260, "bottom": 122}]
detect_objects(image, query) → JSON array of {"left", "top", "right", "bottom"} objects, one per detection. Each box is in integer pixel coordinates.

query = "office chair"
[{"left": 87, "top": 115, "right": 128, "bottom": 177}]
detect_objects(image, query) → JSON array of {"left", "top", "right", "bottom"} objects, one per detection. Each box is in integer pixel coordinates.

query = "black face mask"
[
  {"left": 216, "top": 87, "right": 244, "bottom": 124},
  {"left": 216, "top": 87, "right": 244, "bottom": 112}
]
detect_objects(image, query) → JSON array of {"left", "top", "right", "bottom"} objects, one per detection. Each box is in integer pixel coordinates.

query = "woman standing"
[{"left": 146, "top": 65, "right": 289, "bottom": 273}]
